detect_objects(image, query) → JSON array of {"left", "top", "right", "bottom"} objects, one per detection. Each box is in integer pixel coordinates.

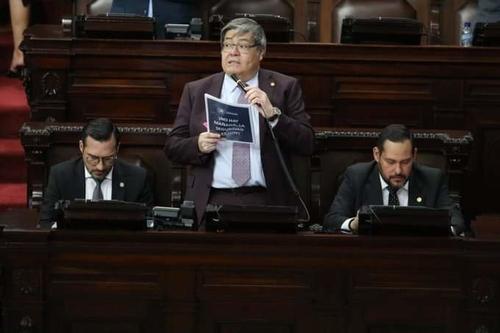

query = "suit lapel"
[
  {"left": 74, "top": 158, "right": 86, "bottom": 199},
  {"left": 210, "top": 73, "right": 225, "bottom": 98},
  {"left": 408, "top": 172, "right": 425, "bottom": 206},
  {"left": 112, "top": 162, "right": 126, "bottom": 201},
  {"left": 202, "top": 73, "right": 225, "bottom": 127},
  {"left": 257, "top": 70, "right": 277, "bottom": 142},
  {"left": 364, "top": 167, "right": 384, "bottom": 205},
  {"left": 258, "top": 69, "right": 277, "bottom": 103}
]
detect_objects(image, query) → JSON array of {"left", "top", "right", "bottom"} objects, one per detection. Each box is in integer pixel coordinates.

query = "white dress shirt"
[
  {"left": 379, "top": 174, "right": 409, "bottom": 206},
  {"left": 211, "top": 74, "right": 267, "bottom": 188},
  {"left": 340, "top": 173, "right": 409, "bottom": 232},
  {"left": 84, "top": 166, "right": 113, "bottom": 200}
]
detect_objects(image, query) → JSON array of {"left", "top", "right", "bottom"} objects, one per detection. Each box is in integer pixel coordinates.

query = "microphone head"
[
  {"left": 229, "top": 73, "right": 248, "bottom": 90},
  {"left": 229, "top": 73, "right": 240, "bottom": 82}
]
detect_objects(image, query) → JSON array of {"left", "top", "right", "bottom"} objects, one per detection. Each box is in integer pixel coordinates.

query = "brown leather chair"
[{"left": 331, "top": 0, "right": 417, "bottom": 43}]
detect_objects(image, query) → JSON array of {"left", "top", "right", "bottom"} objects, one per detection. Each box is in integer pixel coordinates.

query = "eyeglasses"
[
  {"left": 221, "top": 42, "right": 259, "bottom": 54},
  {"left": 84, "top": 152, "right": 116, "bottom": 166}
]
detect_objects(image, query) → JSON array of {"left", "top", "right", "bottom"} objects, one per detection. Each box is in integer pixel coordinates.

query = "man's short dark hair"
[
  {"left": 377, "top": 124, "right": 414, "bottom": 152},
  {"left": 81, "top": 118, "right": 120, "bottom": 146}
]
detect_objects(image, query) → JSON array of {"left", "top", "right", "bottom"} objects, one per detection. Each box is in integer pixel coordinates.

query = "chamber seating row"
[{"left": 20, "top": 122, "right": 473, "bottom": 225}]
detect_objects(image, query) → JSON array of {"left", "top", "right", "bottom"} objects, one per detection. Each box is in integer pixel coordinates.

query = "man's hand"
[
  {"left": 243, "top": 86, "right": 276, "bottom": 119},
  {"left": 349, "top": 211, "right": 360, "bottom": 233},
  {"left": 198, "top": 132, "right": 221, "bottom": 154}
]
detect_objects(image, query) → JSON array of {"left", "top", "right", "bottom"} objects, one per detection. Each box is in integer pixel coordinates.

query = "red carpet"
[
  {"left": 0, "top": 26, "right": 29, "bottom": 211},
  {"left": 0, "top": 77, "right": 29, "bottom": 137},
  {"left": 0, "top": 138, "right": 26, "bottom": 182},
  {"left": 0, "top": 183, "right": 27, "bottom": 209}
]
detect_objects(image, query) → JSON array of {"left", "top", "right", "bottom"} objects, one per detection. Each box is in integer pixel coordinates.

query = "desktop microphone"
[
  {"left": 229, "top": 74, "right": 310, "bottom": 224},
  {"left": 230, "top": 73, "right": 248, "bottom": 93}
]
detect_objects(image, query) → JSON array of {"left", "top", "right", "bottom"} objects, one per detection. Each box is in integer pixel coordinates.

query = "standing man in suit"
[
  {"left": 39, "top": 118, "right": 154, "bottom": 227},
  {"left": 323, "top": 124, "right": 465, "bottom": 235},
  {"left": 164, "top": 18, "right": 314, "bottom": 227},
  {"left": 110, "top": 0, "right": 198, "bottom": 38}
]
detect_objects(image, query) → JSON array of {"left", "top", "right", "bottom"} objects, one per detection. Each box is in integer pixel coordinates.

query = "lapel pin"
[
  {"left": 416, "top": 196, "right": 422, "bottom": 203},
  {"left": 120, "top": 182, "right": 125, "bottom": 188},
  {"left": 270, "top": 81, "right": 276, "bottom": 87}
]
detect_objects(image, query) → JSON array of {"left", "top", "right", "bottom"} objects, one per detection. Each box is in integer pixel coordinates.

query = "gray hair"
[{"left": 220, "top": 17, "right": 267, "bottom": 53}]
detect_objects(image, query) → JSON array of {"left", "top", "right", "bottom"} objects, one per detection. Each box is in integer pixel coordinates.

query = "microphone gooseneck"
[{"left": 229, "top": 74, "right": 310, "bottom": 224}]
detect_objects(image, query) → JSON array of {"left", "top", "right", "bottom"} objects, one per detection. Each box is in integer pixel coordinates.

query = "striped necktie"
[
  {"left": 388, "top": 186, "right": 400, "bottom": 206},
  {"left": 231, "top": 90, "right": 251, "bottom": 186}
]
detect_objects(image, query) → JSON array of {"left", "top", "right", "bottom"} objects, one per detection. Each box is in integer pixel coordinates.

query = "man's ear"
[
  {"left": 79, "top": 140, "right": 84, "bottom": 154},
  {"left": 258, "top": 49, "right": 265, "bottom": 62},
  {"left": 116, "top": 143, "right": 120, "bottom": 154},
  {"left": 413, "top": 147, "right": 418, "bottom": 160},
  {"left": 373, "top": 146, "right": 380, "bottom": 162}
]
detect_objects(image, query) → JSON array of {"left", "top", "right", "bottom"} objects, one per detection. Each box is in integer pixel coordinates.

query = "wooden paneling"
[
  {"left": 20, "top": 24, "right": 500, "bottom": 216},
  {"left": 30, "top": 0, "right": 481, "bottom": 44},
  {"left": 1, "top": 213, "right": 500, "bottom": 333}
]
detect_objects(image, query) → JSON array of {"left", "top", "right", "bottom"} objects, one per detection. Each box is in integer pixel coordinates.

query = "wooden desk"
[{"left": 1, "top": 210, "right": 499, "bottom": 333}]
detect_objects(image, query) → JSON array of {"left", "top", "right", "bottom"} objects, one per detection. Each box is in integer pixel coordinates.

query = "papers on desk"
[{"left": 204, "top": 94, "right": 254, "bottom": 144}]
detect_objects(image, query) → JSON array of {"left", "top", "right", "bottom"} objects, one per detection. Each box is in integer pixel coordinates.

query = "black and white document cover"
[{"left": 204, "top": 94, "right": 254, "bottom": 143}]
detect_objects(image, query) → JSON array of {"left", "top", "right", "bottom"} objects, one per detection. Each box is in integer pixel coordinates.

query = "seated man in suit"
[
  {"left": 164, "top": 18, "right": 314, "bottom": 227},
  {"left": 39, "top": 118, "right": 154, "bottom": 227},
  {"left": 323, "top": 124, "right": 465, "bottom": 235}
]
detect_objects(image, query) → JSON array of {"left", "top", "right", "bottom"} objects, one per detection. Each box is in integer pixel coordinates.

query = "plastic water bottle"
[{"left": 460, "top": 22, "right": 473, "bottom": 47}]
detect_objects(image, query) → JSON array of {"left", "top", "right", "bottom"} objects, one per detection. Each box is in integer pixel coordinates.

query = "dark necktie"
[
  {"left": 92, "top": 178, "right": 104, "bottom": 201},
  {"left": 231, "top": 90, "right": 251, "bottom": 186},
  {"left": 388, "top": 186, "right": 400, "bottom": 206}
]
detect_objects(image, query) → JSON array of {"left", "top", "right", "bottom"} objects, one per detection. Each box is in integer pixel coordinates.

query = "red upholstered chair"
[{"left": 331, "top": 0, "right": 417, "bottom": 43}]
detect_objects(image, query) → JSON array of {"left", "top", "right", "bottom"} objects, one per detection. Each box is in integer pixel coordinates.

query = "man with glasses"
[
  {"left": 39, "top": 118, "right": 153, "bottom": 227},
  {"left": 165, "top": 18, "right": 314, "bottom": 227}
]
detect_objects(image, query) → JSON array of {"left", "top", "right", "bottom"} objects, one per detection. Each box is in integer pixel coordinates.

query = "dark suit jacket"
[
  {"left": 323, "top": 161, "right": 465, "bottom": 234},
  {"left": 164, "top": 69, "right": 314, "bottom": 223},
  {"left": 110, "top": 0, "right": 198, "bottom": 38},
  {"left": 39, "top": 157, "right": 154, "bottom": 226}
]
